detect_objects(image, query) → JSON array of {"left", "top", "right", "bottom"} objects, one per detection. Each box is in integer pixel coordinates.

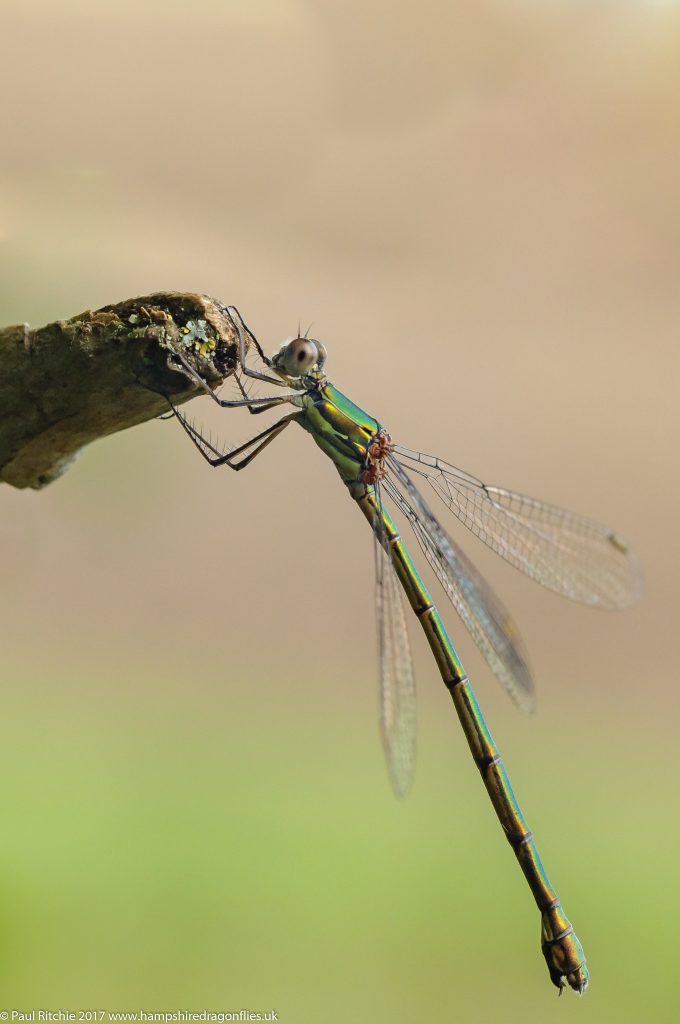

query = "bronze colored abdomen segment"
[{"left": 354, "top": 486, "right": 588, "bottom": 993}]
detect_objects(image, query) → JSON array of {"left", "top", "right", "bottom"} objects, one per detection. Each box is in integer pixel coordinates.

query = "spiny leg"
[
  {"left": 221, "top": 415, "right": 299, "bottom": 471},
  {"left": 168, "top": 346, "right": 297, "bottom": 410},
  {"left": 233, "top": 372, "right": 290, "bottom": 416},
  {"left": 225, "top": 305, "right": 290, "bottom": 388},
  {"left": 173, "top": 401, "right": 301, "bottom": 470},
  {"left": 138, "top": 376, "right": 288, "bottom": 431}
]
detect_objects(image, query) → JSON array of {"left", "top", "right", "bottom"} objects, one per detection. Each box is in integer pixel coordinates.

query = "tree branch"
[{"left": 0, "top": 292, "right": 244, "bottom": 489}]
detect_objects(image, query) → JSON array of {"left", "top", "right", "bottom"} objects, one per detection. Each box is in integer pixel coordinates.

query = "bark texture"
[{"left": 0, "top": 292, "right": 244, "bottom": 489}]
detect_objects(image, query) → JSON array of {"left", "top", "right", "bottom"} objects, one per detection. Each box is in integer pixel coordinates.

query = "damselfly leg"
[
  {"left": 167, "top": 345, "right": 298, "bottom": 410},
  {"left": 171, "top": 402, "right": 301, "bottom": 471},
  {"left": 225, "top": 305, "right": 291, "bottom": 388}
]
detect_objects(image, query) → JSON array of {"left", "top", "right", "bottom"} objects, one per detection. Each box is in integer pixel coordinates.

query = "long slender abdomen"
[{"left": 353, "top": 486, "right": 588, "bottom": 994}]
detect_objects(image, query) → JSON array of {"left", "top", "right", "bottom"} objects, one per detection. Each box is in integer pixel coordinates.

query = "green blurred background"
[{"left": 1, "top": 1, "right": 678, "bottom": 1020}]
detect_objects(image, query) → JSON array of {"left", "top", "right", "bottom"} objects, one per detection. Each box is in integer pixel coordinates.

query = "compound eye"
[{"left": 282, "top": 337, "right": 319, "bottom": 376}]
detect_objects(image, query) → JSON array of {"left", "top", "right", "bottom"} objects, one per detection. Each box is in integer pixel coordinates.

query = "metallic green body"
[
  {"left": 298, "top": 381, "right": 588, "bottom": 993},
  {"left": 298, "top": 383, "right": 380, "bottom": 483}
]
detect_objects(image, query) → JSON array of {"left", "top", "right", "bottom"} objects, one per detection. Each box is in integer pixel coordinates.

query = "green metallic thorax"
[{"left": 297, "top": 383, "right": 381, "bottom": 483}]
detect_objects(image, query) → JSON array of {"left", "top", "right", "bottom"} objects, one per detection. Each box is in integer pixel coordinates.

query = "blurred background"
[{"left": 1, "top": 1, "right": 678, "bottom": 1020}]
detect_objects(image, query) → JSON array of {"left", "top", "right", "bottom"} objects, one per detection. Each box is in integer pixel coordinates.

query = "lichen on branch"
[{"left": 0, "top": 292, "right": 244, "bottom": 489}]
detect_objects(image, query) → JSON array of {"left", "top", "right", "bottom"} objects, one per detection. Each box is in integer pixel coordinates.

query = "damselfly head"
[{"left": 272, "top": 336, "right": 327, "bottom": 379}]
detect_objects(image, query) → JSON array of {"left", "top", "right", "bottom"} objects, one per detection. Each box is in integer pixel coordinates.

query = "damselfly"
[{"left": 165, "top": 307, "right": 640, "bottom": 994}]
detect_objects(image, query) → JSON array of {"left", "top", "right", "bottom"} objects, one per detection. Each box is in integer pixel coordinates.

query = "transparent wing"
[
  {"left": 384, "top": 462, "right": 535, "bottom": 714},
  {"left": 392, "top": 446, "right": 641, "bottom": 610},
  {"left": 374, "top": 501, "right": 417, "bottom": 799}
]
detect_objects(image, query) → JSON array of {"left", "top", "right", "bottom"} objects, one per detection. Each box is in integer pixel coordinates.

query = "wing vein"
[
  {"left": 392, "top": 445, "right": 641, "bottom": 609},
  {"left": 383, "top": 462, "right": 536, "bottom": 714}
]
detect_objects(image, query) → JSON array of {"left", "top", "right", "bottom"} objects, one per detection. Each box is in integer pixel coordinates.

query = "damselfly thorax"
[{"left": 298, "top": 382, "right": 391, "bottom": 487}]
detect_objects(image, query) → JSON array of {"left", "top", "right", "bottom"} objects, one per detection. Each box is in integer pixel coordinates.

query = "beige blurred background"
[{"left": 1, "top": 1, "right": 678, "bottom": 1021}]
